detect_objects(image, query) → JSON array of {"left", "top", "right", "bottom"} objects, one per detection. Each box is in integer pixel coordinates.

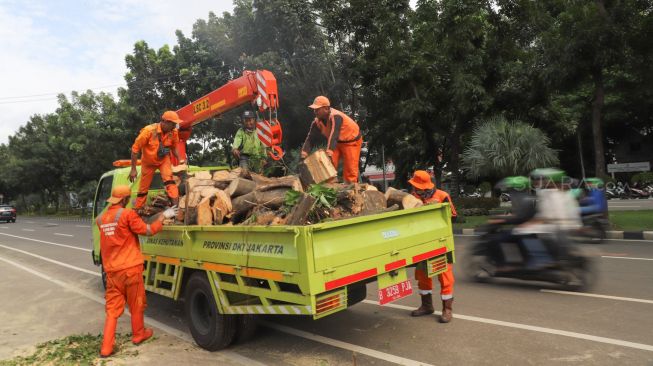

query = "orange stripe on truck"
[
  {"left": 242, "top": 267, "right": 284, "bottom": 281},
  {"left": 154, "top": 256, "right": 181, "bottom": 265},
  {"left": 202, "top": 262, "right": 236, "bottom": 274}
]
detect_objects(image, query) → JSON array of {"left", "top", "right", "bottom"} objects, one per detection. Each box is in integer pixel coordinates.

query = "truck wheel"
[
  {"left": 233, "top": 314, "right": 258, "bottom": 344},
  {"left": 347, "top": 283, "right": 367, "bottom": 307},
  {"left": 184, "top": 272, "right": 236, "bottom": 351}
]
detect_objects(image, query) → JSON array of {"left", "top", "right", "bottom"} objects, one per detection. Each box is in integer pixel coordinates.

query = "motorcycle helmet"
[{"left": 496, "top": 176, "right": 530, "bottom": 192}]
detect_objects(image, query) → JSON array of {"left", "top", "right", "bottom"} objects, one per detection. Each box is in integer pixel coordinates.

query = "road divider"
[
  {"left": 540, "top": 289, "right": 653, "bottom": 304},
  {"left": 54, "top": 233, "right": 74, "bottom": 237},
  {"left": 602, "top": 255, "right": 653, "bottom": 261},
  {"left": 0, "top": 233, "right": 90, "bottom": 252},
  {"left": 362, "top": 300, "right": 653, "bottom": 352}
]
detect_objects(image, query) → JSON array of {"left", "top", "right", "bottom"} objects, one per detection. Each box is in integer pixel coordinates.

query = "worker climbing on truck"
[
  {"left": 97, "top": 185, "right": 177, "bottom": 357},
  {"left": 232, "top": 110, "right": 268, "bottom": 173},
  {"left": 130, "top": 111, "right": 185, "bottom": 209},
  {"left": 407, "top": 170, "right": 456, "bottom": 323},
  {"left": 301, "top": 96, "right": 363, "bottom": 183}
]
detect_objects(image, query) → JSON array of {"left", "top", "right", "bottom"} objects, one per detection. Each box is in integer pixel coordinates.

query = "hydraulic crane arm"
[{"left": 172, "top": 70, "right": 284, "bottom": 164}]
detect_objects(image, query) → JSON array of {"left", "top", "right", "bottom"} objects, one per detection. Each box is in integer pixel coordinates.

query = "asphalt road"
[{"left": 1, "top": 217, "right": 652, "bottom": 365}]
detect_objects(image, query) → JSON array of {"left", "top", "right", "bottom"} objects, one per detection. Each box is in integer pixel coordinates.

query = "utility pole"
[
  {"left": 382, "top": 144, "right": 387, "bottom": 191},
  {"left": 577, "top": 129, "right": 586, "bottom": 180}
]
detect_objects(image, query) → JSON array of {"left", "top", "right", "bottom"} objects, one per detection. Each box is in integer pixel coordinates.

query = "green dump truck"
[{"left": 91, "top": 165, "right": 455, "bottom": 350}]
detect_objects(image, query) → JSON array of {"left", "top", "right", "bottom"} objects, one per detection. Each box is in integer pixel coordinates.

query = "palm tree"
[{"left": 462, "top": 116, "right": 559, "bottom": 179}]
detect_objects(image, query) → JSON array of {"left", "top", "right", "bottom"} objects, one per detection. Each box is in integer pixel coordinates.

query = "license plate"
[{"left": 378, "top": 279, "right": 413, "bottom": 305}]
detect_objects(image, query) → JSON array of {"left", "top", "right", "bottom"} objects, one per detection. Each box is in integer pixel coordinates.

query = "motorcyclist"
[
  {"left": 579, "top": 178, "right": 608, "bottom": 216},
  {"left": 513, "top": 168, "right": 582, "bottom": 269}
]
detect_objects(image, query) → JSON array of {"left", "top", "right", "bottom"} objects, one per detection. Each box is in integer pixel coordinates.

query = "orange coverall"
[
  {"left": 413, "top": 189, "right": 457, "bottom": 299},
  {"left": 97, "top": 204, "right": 162, "bottom": 355},
  {"left": 302, "top": 108, "right": 362, "bottom": 183},
  {"left": 131, "top": 123, "right": 180, "bottom": 208}
]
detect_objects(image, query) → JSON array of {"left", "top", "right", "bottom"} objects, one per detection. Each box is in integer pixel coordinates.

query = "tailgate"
[{"left": 310, "top": 204, "right": 453, "bottom": 272}]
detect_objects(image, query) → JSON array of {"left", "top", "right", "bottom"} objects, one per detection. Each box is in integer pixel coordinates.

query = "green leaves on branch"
[{"left": 284, "top": 184, "right": 337, "bottom": 209}]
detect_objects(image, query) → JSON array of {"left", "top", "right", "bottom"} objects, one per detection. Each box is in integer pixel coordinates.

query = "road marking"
[
  {"left": 362, "top": 300, "right": 653, "bottom": 352},
  {"left": 0, "top": 255, "right": 263, "bottom": 366},
  {"left": 602, "top": 255, "right": 653, "bottom": 261},
  {"left": 25, "top": 221, "right": 35, "bottom": 224},
  {"left": 261, "top": 321, "right": 434, "bottom": 366},
  {"left": 0, "top": 232, "right": 90, "bottom": 252},
  {"left": 540, "top": 289, "right": 653, "bottom": 304},
  {"left": 76, "top": 225, "right": 91, "bottom": 228},
  {"left": 22, "top": 229, "right": 35, "bottom": 232},
  {"left": 453, "top": 234, "right": 653, "bottom": 243},
  {"left": 0, "top": 227, "right": 8, "bottom": 229},
  {"left": 609, "top": 205, "right": 642, "bottom": 208},
  {"left": 54, "top": 233, "right": 74, "bottom": 237},
  {"left": 0, "top": 244, "right": 99, "bottom": 276}
]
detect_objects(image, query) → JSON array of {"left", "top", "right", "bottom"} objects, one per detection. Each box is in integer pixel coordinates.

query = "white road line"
[
  {"left": 0, "top": 232, "right": 90, "bottom": 252},
  {"left": 0, "top": 255, "right": 263, "bottom": 366},
  {"left": 0, "top": 244, "right": 99, "bottom": 276},
  {"left": 25, "top": 221, "right": 35, "bottom": 224},
  {"left": 76, "top": 225, "right": 91, "bottom": 228},
  {"left": 54, "top": 233, "right": 74, "bottom": 237},
  {"left": 22, "top": 229, "right": 35, "bottom": 232},
  {"left": 602, "top": 255, "right": 653, "bottom": 261},
  {"left": 609, "top": 205, "right": 642, "bottom": 208},
  {"left": 261, "top": 321, "right": 434, "bottom": 366},
  {"left": 540, "top": 289, "right": 653, "bottom": 304},
  {"left": 362, "top": 300, "right": 653, "bottom": 352},
  {"left": 0, "top": 227, "right": 8, "bottom": 229}
]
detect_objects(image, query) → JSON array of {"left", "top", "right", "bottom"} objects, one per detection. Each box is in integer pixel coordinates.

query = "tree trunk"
[
  {"left": 225, "top": 178, "right": 257, "bottom": 198},
  {"left": 591, "top": 69, "right": 606, "bottom": 177},
  {"left": 286, "top": 193, "right": 317, "bottom": 225},
  {"left": 361, "top": 190, "right": 387, "bottom": 215},
  {"left": 385, "top": 187, "right": 423, "bottom": 209},
  {"left": 231, "top": 188, "right": 289, "bottom": 222}
]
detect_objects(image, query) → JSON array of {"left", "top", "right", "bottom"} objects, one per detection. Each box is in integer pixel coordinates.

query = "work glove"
[{"left": 162, "top": 206, "right": 178, "bottom": 219}]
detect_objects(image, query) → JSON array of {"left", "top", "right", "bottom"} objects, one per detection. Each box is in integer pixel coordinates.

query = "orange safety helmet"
[
  {"left": 161, "top": 110, "right": 183, "bottom": 123},
  {"left": 107, "top": 185, "right": 132, "bottom": 204},
  {"left": 308, "top": 96, "right": 330, "bottom": 109},
  {"left": 408, "top": 170, "right": 435, "bottom": 190}
]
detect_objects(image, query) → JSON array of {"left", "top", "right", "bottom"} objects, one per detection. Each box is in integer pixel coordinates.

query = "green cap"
[
  {"left": 497, "top": 176, "right": 530, "bottom": 191},
  {"left": 585, "top": 177, "right": 604, "bottom": 188},
  {"left": 530, "top": 168, "right": 566, "bottom": 183}
]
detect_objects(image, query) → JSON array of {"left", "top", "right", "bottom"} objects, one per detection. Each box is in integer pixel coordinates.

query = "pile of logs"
[{"left": 138, "top": 150, "right": 425, "bottom": 226}]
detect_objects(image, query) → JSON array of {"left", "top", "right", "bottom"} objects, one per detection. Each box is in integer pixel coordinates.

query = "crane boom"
[{"left": 172, "top": 70, "right": 283, "bottom": 164}]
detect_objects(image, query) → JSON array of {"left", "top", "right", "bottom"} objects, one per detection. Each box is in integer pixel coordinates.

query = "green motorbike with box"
[{"left": 91, "top": 165, "right": 455, "bottom": 350}]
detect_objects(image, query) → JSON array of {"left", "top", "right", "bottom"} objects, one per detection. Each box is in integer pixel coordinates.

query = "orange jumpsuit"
[
  {"left": 302, "top": 108, "right": 362, "bottom": 183},
  {"left": 97, "top": 204, "right": 163, "bottom": 355},
  {"left": 413, "top": 189, "right": 456, "bottom": 299},
  {"left": 131, "top": 123, "right": 180, "bottom": 208}
]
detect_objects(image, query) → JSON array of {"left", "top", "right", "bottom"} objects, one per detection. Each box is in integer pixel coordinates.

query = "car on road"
[{"left": 0, "top": 204, "right": 17, "bottom": 223}]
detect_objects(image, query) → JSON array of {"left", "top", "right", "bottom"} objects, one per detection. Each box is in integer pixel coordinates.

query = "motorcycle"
[
  {"left": 576, "top": 213, "right": 609, "bottom": 243},
  {"left": 466, "top": 226, "right": 597, "bottom": 291}
]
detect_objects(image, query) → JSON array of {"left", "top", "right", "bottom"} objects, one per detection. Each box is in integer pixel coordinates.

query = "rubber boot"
[
  {"left": 131, "top": 310, "right": 153, "bottom": 345},
  {"left": 439, "top": 298, "right": 454, "bottom": 323},
  {"left": 100, "top": 317, "right": 117, "bottom": 357},
  {"left": 410, "top": 294, "right": 434, "bottom": 317}
]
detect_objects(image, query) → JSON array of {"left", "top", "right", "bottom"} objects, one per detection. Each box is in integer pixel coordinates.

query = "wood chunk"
[
  {"left": 385, "top": 187, "right": 423, "bottom": 209},
  {"left": 196, "top": 197, "right": 213, "bottom": 225},
  {"left": 298, "top": 150, "right": 337, "bottom": 186},
  {"left": 286, "top": 193, "right": 317, "bottom": 225},
  {"left": 361, "top": 184, "right": 378, "bottom": 191},
  {"left": 257, "top": 175, "right": 303, "bottom": 192},
  {"left": 211, "top": 190, "right": 232, "bottom": 224},
  {"left": 193, "top": 170, "right": 213, "bottom": 180},
  {"left": 172, "top": 164, "right": 188, "bottom": 174},
  {"left": 199, "top": 187, "right": 221, "bottom": 198},
  {"left": 186, "top": 177, "right": 218, "bottom": 192},
  {"left": 231, "top": 188, "right": 289, "bottom": 222},
  {"left": 361, "top": 190, "right": 387, "bottom": 214},
  {"left": 226, "top": 178, "right": 257, "bottom": 198}
]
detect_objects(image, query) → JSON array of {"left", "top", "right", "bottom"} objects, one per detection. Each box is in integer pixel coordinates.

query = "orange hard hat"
[
  {"left": 308, "top": 96, "right": 330, "bottom": 109},
  {"left": 161, "top": 110, "right": 183, "bottom": 123},
  {"left": 408, "top": 170, "right": 435, "bottom": 190},
  {"left": 107, "top": 185, "right": 132, "bottom": 204}
]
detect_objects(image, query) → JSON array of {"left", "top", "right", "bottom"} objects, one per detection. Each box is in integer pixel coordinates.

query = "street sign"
[{"left": 607, "top": 162, "right": 650, "bottom": 173}]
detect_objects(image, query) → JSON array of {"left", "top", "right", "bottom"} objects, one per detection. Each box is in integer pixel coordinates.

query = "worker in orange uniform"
[
  {"left": 97, "top": 185, "right": 177, "bottom": 357},
  {"left": 130, "top": 111, "right": 185, "bottom": 209},
  {"left": 301, "top": 96, "right": 362, "bottom": 183},
  {"left": 407, "top": 170, "right": 457, "bottom": 323}
]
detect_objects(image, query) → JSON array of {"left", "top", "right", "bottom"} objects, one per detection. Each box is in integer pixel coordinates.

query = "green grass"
[
  {"left": 0, "top": 333, "right": 140, "bottom": 366},
  {"left": 608, "top": 210, "right": 653, "bottom": 231},
  {"left": 454, "top": 210, "right": 653, "bottom": 232}
]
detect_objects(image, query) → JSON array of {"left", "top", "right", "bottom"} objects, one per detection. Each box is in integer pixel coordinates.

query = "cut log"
[
  {"left": 179, "top": 190, "right": 202, "bottom": 209},
  {"left": 231, "top": 188, "right": 289, "bottom": 222},
  {"left": 192, "top": 170, "right": 212, "bottom": 180},
  {"left": 361, "top": 190, "right": 387, "bottom": 215},
  {"left": 186, "top": 177, "right": 218, "bottom": 192},
  {"left": 335, "top": 187, "right": 365, "bottom": 215},
  {"left": 384, "top": 187, "right": 423, "bottom": 209},
  {"left": 285, "top": 193, "right": 317, "bottom": 225},
  {"left": 172, "top": 163, "right": 188, "bottom": 174},
  {"left": 257, "top": 175, "right": 303, "bottom": 192},
  {"left": 196, "top": 197, "right": 213, "bottom": 225},
  {"left": 211, "top": 190, "right": 232, "bottom": 224},
  {"left": 199, "top": 187, "right": 221, "bottom": 199},
  {"left": 226, "top": 178, "right": 257, "bottom": 198},
  {"left": 361, "top": 184, "right": 378, "bottom": 191},
  {"left": 298, "top": 150, "right": 337, "bottom": 187}
]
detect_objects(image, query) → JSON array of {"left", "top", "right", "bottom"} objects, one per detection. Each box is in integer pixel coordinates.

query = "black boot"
[
  {"left": 410, "top": 294, "right": 434, "bottom": 316},
  {"left": 439, "top": 298, "right": 453, "bottom": 323}
]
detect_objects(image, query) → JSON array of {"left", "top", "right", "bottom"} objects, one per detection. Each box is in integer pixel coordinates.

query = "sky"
[{"left": 0, "top": 0, "right": 234, "bottom": 144}]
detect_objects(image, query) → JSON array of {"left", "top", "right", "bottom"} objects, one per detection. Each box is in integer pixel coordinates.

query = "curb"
[{"left": 453, "top": 228, "right": 653, "bottom": 240}]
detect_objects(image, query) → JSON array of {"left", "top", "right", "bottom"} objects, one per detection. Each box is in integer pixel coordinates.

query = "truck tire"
[
  {"left": 184, "top": 272, "right": 236, "bottom": 351},
  {"left": 233, "top": 314, "right": 258, "bottom": 344},
  {"left": 347, "top": 283, "right": 367, "bottom": 307}
]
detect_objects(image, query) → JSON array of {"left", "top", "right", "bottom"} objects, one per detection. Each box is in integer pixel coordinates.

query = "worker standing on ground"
[
  {"left": 301, "top": 96, "right": 362, "bottom": 183},
  {"left": 407, "top": 170, "right": 457, "bottom": 323},
  {"left": 130, "top": 111, "right": 185, "bottom": 209},
  {"left": 97, "top": 185, "right": 177, "bottom": 357},
  {"left": 231, "top": 110, "right": 268, "bottom": 174}
]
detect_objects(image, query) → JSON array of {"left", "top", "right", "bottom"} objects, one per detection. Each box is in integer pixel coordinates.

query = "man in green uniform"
[{"left": 231, "top": 110, "right": 268, "bottom": 173}]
